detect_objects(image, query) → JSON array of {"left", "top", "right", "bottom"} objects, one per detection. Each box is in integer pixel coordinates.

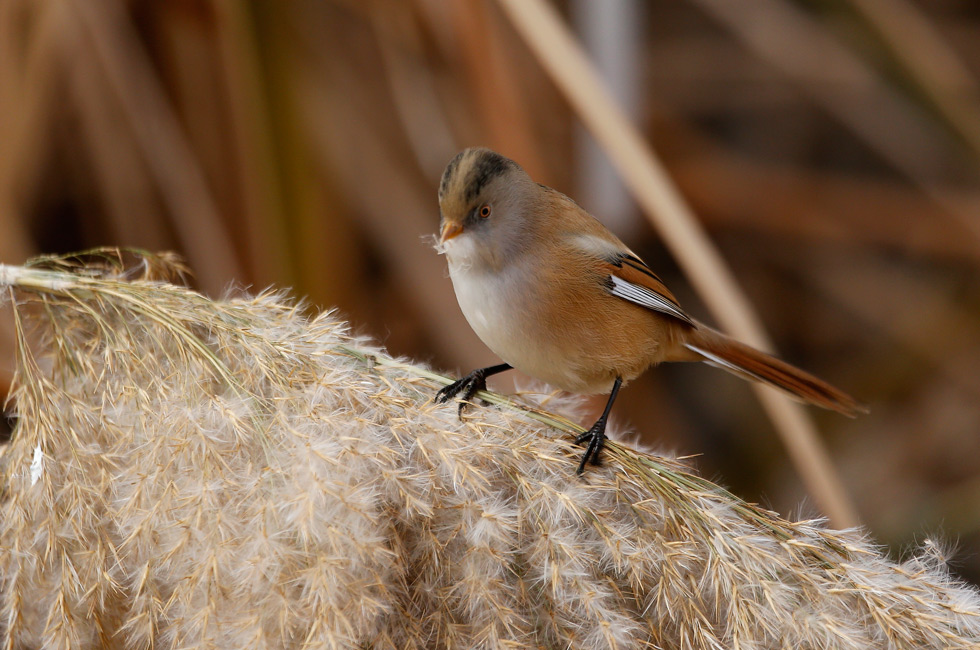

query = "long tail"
[{"left": 677, "top": 326, "right": 866, "bottom": 417}]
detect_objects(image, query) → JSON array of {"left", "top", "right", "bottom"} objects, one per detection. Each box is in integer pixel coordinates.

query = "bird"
[{"left": 434, "top": 147, "right": 864, "bottom": 474}]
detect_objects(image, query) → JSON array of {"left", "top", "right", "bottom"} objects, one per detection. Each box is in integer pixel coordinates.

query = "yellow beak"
[{"left": 440, "top": 222, "right": 463, "bottom": 243}]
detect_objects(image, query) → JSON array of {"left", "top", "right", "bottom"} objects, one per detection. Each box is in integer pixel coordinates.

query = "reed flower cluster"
[{"left": 0, "top": 252, "right": 978, "bottom": 649}]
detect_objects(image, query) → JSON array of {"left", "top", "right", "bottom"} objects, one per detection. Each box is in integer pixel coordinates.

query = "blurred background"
[{"left": 2, "top": 0, "right": 980, "bottom": 584}]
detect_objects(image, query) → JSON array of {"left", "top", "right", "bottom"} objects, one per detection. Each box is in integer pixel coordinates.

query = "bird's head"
[{"left": 436, "top": 148, "right": 535, "bottom": 268}]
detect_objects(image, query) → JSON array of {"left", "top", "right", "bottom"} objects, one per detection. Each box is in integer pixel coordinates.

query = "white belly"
[
  {"left": 446, "top": 254, "right": 613, "bottom": 393},
  {"left": 449, "top": 261, "right": 523, "bottom": 360}
]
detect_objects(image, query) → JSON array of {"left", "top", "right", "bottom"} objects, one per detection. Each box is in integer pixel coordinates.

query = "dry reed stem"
[
  {"left": 0, "top": 0, "right": 60, "bottom": 265},
  {"left": 494, "top": 0, "right": 858, "bottom": 528},
  {"left": 67, "top": 23, "right": 170, "bottom": 248},
  {"left": 211, "top": 0, "right": 292, "bottom": 286},
  {"left": 449, "top": 0, "right": 547, "bottom": 180},
  {"left": 370, "top": 3, "right": 457, "bottom": 180},
  {"left": 690, "top": 0, "right": 980, "bottom": 246},
  {"left": 844, "top": 0, "right": 980, "bottom": 162},
  {"left": 0, "top": 251, "right": 978, "bottom": 650},
  {"left": 666, "top": 131, "right": 980, "bottom": 263},
  {"left": 67, "top": 0, "right": 243, "bottom": 292},
  {"left": 296, "top": 48, "right": 488, "bottom": 371}
]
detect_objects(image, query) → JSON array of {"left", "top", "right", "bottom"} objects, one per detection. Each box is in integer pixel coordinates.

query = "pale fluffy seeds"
[{"left": 1, "top": 259, "right": 979, "bottom": 649}]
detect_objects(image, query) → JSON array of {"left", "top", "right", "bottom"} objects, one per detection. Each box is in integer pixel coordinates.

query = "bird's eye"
[{"left": 479, "top": 204, "right": 492, "bottom": 218}]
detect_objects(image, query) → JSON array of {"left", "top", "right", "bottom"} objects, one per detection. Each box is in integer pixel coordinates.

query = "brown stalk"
[
  {"left": 211, "top": 0, "right": 292, "bottom": 287},
  {"left": 0, "top": 0, "right": 61, "bottom": 265},
  {"left": 662, "top": 122, "right": 980, "bottom": 263},
  {"left": 844, "top": 0, "right": 980, "bottom": 163},
  {"left": 295, "top": 35, "right": 493, "bottom": 371},
  {"left": 65, "top": 26, "right": 170, "bottom": 247},
  {"left": 803, "top": 252, "right": 980, "bottom": 399},
  {"left": 690, "top": 0, "right": 980, "bottom": 247},
  {"left": 370, "top": 2, "right": 457, "bottom": 180},
  {"left": 66, "top": 0, "right": 243, "bottom": 293},
  {"left": 0, "top": 1, "right": 64, "bottom": 399},
  {"left": 449, "top": 0, "right": 547, "bottom": 180}
]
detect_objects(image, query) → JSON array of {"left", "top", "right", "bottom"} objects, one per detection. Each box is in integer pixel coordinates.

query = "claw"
[
  {"left": 576, "top": 418, "right": 608, "bottom": 475},
  {"left": 574, "top": 376, "right": 622, "bottom": 475},
  {"left": 435, "top": 374, "right": 484, "bottom": 414},
  {"left": 435, "top": 376, "right": 476, "bottom": 405},
  {"left": 435, "top": 364, "right": 512, "bottom": 419}
]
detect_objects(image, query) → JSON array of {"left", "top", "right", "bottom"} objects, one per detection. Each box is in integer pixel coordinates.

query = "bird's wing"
[
  {"left": 602, "top": 252, "right": 694, "bottom": 326},
  {"left": 563, "top": 217, "right": 695, "bottom": 326}
]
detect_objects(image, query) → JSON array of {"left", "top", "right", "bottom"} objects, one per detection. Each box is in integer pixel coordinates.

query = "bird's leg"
[
  {"left": 435, "top": 363, "right": 513, "bottom": 417},
  {"left": 575, "top": 376, "right": 623, "bottom": 474}
]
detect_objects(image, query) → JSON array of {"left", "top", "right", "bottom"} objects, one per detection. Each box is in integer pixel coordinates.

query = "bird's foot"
[
  {"left": 435, "top": 369, "right": 491, "bottom": 417},
  {"left": 575, "top": 417, "right": 608, "bottom": 475}
]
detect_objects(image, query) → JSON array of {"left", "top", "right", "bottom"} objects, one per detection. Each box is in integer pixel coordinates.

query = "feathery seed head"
[{"left": 0, "top": 250, "right": 978, "bottom": 649}]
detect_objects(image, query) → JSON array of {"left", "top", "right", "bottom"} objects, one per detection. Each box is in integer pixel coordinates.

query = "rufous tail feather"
[{"left": 680, "top": 327, "right": 866, "bottom": 417}]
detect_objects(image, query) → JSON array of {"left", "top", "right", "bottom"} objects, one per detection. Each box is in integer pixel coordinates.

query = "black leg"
[
  {"left": 435, "top": 363, "right": 513, "bottom": 417},
  {"left": 574, "top": 376, "right": 623, "bottom": 474}
]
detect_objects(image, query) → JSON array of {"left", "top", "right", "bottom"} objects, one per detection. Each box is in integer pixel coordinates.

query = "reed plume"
[{"left": 0, "top": 250, "right": 977, "bottom": 649}]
